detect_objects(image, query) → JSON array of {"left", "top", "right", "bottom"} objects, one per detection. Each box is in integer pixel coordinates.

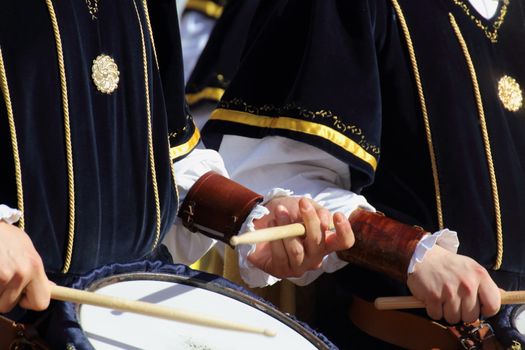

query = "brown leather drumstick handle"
[
  {"left": 337, "top": 209, "right": 428, "bottom": 281},
  {"left": 178, "top": 171, "right": 264, "bottom": 245}
]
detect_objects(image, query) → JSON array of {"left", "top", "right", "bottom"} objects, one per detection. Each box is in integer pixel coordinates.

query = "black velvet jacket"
[
  {"left": 202, "top": 0, "right": 525, "bottom": 291},
  {"left": 0, "top": 0, "right": 198, "bottom": 275}
]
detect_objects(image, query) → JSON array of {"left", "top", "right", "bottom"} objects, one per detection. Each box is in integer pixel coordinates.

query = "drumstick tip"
[
  {"left": 230, "top": 236, "right": 239, "bottom": 246},
  {"left": 264, "top": 328, "right": 277, "bottom": 337}
]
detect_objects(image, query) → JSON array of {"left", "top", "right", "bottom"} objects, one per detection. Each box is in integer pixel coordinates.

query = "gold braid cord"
[
  {"left": 45, "top": 0, "right": 77, "bottom": 273},
  {"left": 133, "top": 0, "right": 162, "bottom": 249},
  {"left": 449, "top": 14, "right": 503, "bottom": 269},
  {"left": 0, "top": 48, "right": 25, "bottom": 229},
  {"left": 142, "top": 0, "right": 159, "bottom": 69},
  {"left": 390, "top": 0, "right": 444, "bottom": 229}
]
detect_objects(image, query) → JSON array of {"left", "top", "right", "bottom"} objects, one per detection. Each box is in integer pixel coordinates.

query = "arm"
[
  {"left": 218, "top": 134, "right": 500, "bottom": 323},
  {"left": 162, "top": 147, "right": 225, "bottom": 266},
  {"left": 163, "top": 147, "right": 354, "bottom": 273}
]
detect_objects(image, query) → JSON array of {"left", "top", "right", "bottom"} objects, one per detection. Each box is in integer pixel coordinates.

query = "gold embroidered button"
[
  {"left": 91, "top": 54, "right": 120, "bottom": 94},
  {"left": 498, "top": 75, "right": 522, "bottom": 112}
]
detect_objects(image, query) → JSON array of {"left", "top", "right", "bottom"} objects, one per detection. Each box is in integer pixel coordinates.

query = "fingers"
[
  {"left": 478, "top": 271, "right": 501, "bottom": 318},
  {"left": 460, "top": 291, "right": 480, "bottom": 324},
  {"left": 420, "top": 286, "right": 444, "bottom": 321},
  {"left": 325, "top": 212, "right": 354, "bottom": 252},
  {"left": 300, "top": 199, "right": 325, "bottom": 253},
  {"left": 19, "top": 255, "right": 50, "bottom": 311},
  {"left": 268, "top": 231, "right": 290, "bottom": 277},
  {"left": 407, "top": 247, "right": 501, "bottom": 324},
  {"left": 0, "top": 222, "right": 51, "bottom": 312},
  {"left": 442, "top": 290, "right": 462, "bottom": 324},
  {"left": 274, "top": 205, "right": 304, "bottom": 273},
  {"left": 0, "top": 255, "right": 50, "bottom": 313},
  {"left": 0, "top": 271, "right": 26, "bottom": 313},
  {"left": 281, "top": 237, "right": 305, "bottom": 272},
  {"left": 19, "top": 280, "right": 51, "bottom": 311},
  {"left": 425, "top": 301, "right": 444, "bottom": 321}
]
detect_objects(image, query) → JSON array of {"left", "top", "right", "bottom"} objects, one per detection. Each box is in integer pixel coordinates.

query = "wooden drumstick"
[
  {"left": 375, "top": 290, "right": 525, "bottom": 310},
  {"left": 50, "top": 285, "right": 277, "bottom": 337},
  {"left": 230, "top": 212, "right": 342, "bottom": 246},
  {"left": 230, "top": 223, "right": 307, "bottom": 246}
]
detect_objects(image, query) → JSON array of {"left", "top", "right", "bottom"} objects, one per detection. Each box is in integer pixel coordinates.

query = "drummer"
[
  {"left": 0, "top": 0, "right": 354, "bottom": 340},
  {"left": 199, "top": 0, "right": 523, "bottom": 348}
]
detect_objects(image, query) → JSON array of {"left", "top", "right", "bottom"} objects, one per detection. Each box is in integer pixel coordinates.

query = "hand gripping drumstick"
[
  {"left": 230, "top": 210, "right": 525, "bottom": 311},
  {"left": 232, "top": 208, "right": 444, "bottom": 282},
  {"left": 375, "top": 291, "right": 525, "bottom": 310},
  {"left": 50, "top": 285, "right": 277, "bottom": 337},
  {"left": 230, "top": 223, "right": 308, "bottom": 246}
]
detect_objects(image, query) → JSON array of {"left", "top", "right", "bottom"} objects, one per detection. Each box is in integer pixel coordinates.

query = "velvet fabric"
[
  {"left": 202, "top": 0, "right": 525, "bottom": 286},
  {"left": 202, "top": 0, "right": 385, "bottom": 192},
  {"left": 185, "top": 0, "right": 261, "bottom": 106},
  {"left": 44, "top": 259, "right": 338, "bottom": 349},
  {"left": 0, "top": 0, "right": 197, "bottom": 275}
]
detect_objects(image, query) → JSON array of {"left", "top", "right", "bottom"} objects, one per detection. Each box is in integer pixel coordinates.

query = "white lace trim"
[
  {"left": 236, "top": 188, "right": 292, "bottom": 287},
  {"left": 408, "top": 229, "right": 459, "bottom": 273},
  {"left": 0, "top": 204, "right": 22, "bottom": 225}
]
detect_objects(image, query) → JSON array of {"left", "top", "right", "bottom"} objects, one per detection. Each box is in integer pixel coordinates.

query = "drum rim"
[
  {"left": 77, "top": 272, "right": 331, "bottom": 350},
  {"left": 511, "top": 304, "right": 525, "bottom": 332}
]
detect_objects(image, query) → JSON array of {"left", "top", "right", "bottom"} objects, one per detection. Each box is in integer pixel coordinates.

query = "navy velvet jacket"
[
  {"left": 0, "top": 0, "right": 198, "bottom": 276},
  {"left": 203, "top": 0, "right": 525, "bottom": 291},
  {"left": 185, "top": 0, "right": 261, "bottom": 107}
]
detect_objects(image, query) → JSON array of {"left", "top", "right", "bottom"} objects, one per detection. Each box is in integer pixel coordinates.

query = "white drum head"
[
  {"left": 78, "top": 273, "right": 326, "bottom": 350},
  {"left": 513, "top": 305, "right": 525, "bottom": 335}
]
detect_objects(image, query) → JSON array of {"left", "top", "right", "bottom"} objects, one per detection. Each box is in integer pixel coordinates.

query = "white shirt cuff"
[
  {"left": 288, "top": 253, "right": 348, "bottom": 286},
  {"left": 408, "top": 228, "right": 459, "bottom": 274},
  {"left": 236, "top": 188, "right": 292, "bottom": 288},
  {"left": 0, "top": 204, "right": 22, "bottom": 225}
]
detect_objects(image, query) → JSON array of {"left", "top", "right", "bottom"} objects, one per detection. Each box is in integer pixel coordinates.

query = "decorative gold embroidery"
[
  {"left": 66, "top": 344, "right": 77, "bottom": 350},
  {"left": 218, "top": 98, "right": 381, "bottom": 157},
  {"left": 452, "top": 0, "right": 510, "bottom": 43},
  {"left": 498, "top": 75, "right": 523, "bottom": 112},
  {"left": 450, "top": 14, "right": 504, "bottom": 270},
  {"left": 211, "top": 108, "right": 379, "bottom": 170},
  {"left": 168, "top": 115, "right": 193, "bottom": 142},
  {"left": 170, "top": 127, "right": 201, "bottom": 160},
  {"left": 509, "top": 340, "right": 522, "bottom": 350},
  {"left": 85, "top": 0, "right": 99, "bottom": 20},
  {"left": 92, "top": 55, "right": 120, "bottom": 94}
]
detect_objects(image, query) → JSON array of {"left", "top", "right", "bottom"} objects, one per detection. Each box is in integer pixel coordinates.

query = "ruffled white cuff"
[
  {"left": 237, "top": 188, "right": 292, "bottom": 288},
  {"left": 0, "top": 204, "right": 22, "bottom": 225},
  {"left": 287, "top": 252, "right": 348, "bottom": 286},
  {"left": 407, "top": 228, "right": 459, "bottom": 273}
]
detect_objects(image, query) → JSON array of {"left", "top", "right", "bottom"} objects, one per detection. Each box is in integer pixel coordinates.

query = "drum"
[
  {"left": 488, "top": 304, "right": 525, "bottom": 349},
  {"left": 45, "top": 260, "right": 337, "bottom": 350}
]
